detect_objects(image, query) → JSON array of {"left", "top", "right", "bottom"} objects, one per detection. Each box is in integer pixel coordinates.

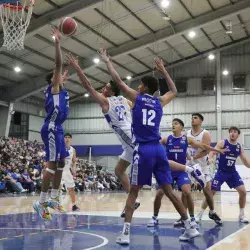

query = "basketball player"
[
  {"left": 66, "top": 52, "right": 206, "bottom": 222},
  {"left": 147, "top": 118, "right": 226, "bottom": 228},
  {"left": 201, "top": 127, "right": 250, "bottom": 223},
  {"left": 98, "top": 49, "right": 202, "bottom": 243},
  {"left": 33, "top": 27, "right": 69, "bottom": 220},
  {"left": 187, "top": 113, "right": 222, "bottom": 225},
  {"left": 62, "top": 133, "right": 80, "bottom": 212}
]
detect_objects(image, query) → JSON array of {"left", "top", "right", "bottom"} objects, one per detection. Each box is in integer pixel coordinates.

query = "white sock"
[
  {"left": 185, "top": 166, "right": 194, "bottom": 173},
  {"left": 51, "top": 189, "right": 59, "bottom": 199},
  {"left": 240, "top": 208, "right": 244, "bottom": 216},
  {"left": 39, "top": 192, "right": 47, "bottom": 204},
  {"left": 123, "top": 222, "right": 130, "bottom": 234},
  {"left": 183, "top": 219, "right": 191, "bottom": 229},
  {"left": 136, "top": 199, "right": 140, "bottom": 203},
  {"left": 209, "top": 210, "right": 215, "bottom": 215}
]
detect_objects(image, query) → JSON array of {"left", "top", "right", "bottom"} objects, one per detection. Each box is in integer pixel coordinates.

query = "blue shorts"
[
  {"left": 41, "top": 127, "right": 69, "bottom": 162},
  {"left": 130, "top": 142, "right": 172, "bottom": 186},
  {"left": 211, "top": 170, "right": 244, "bottom": 191},
  {"left": 156, "top": 171, "right": 190, "bottom": 190}
]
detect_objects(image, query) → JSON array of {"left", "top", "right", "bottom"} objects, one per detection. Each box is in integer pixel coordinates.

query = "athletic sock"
[
  {"left": 51, "top": 189, "right": 59, "bottom": 199},
  {"left": 39, "top": 192, "right": 47, "bottom": 204}
]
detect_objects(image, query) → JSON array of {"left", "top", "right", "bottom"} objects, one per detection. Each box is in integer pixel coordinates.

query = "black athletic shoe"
[
  {"left": 72, "top": 205, "right": 80, "bottom": 212},
  {"left": 120, "top": 201, "right": 140, "bottom": 218},
  {"left": 209, "top": 212, "right": 223, "bottom": 225}
]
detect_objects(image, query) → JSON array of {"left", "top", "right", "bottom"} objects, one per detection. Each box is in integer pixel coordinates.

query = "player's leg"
[
  {"left": 229, "top": 172, "right": 248, "bottom": 223},
  {"left": 117, "top": 143, "right": 153, "bottom": 245},
  {"left": 119, "top": 148, "right": 140, "bottom": 218},
  {"left": 197, "top": 172, "right": 222, "bottom": 225},
  {"left": 155, "top": 144, "right": 200, "bottom": 241},
  {"left": 33, "top": 130, "right": 57, "bottom": 220},
  {"left": 147, "top": 188, "right": 164, "bottom": 227},
  {"left": 47, "top": 132, "right": 68, "bottom": 213}
]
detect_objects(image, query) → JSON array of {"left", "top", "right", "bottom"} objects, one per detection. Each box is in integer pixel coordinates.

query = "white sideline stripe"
[{"left": 206, "top": 224, "right": 250, "bottom": 250}]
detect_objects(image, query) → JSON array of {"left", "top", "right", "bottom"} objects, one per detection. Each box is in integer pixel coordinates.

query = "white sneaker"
[
  {"left": 147, "top": 216, "right": 159, "bottom": 227},
  {"left": 190, "top": 164, "right": 206, "bottom": 188},
  {"left": 179, "top": 228, "right": 200, "bottom": 241},
  {"left": 239, "top": 215, "right": 249, "bottom": 223},
  {"left": 190, "top": 217, "right": 199, "bottom": 229},
  {"left": 173, "top": 218, "right": 184, "bottom": 227},
  {"left": 116, "top": 232, "right": 130, "bottom": 245}
]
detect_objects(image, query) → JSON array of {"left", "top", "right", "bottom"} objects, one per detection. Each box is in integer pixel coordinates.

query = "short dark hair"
[
  {"left": 229, "top": 126, "right": 241, "bottom": 135},
  {"left": 45, "top": 71, "right": 53, "bottom": 85},
  {"left": 173, "top": 118, "right": 184, "bottom": 127},
  {"left": 192, "top": 113, "right": 204, "bottom": 121},
  {"left": 141, "top": 75, "right": 159, "bottom": 95},
  {"left": 110, "top": 80, "right": 120, "bottom": 96},
  {"left": 64, "top": 133, "right": 72, "bottom": 138}
]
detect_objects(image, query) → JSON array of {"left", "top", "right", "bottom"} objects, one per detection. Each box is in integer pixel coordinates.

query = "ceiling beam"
[
  {"left": 130, "top": 36, "right": 250, "bottom": 82},
  {"left": 206, "top": 0, "right": 215, "bottom": 11},
  {"left": 164, "top": 41, "right": 185, "bottom": 59},
  {"left": 220, "top": 21, "right": 234, "bottom": 41},
  {"left": 181, "top": 34, "right": 200, "bottom": 53},
  {"left": 200, "top": 28, "right": 217, "bottom": 48},
  {"left": 177, "top": 0, "right": 194, "bottom": 18},
  {"left": 237, "top": 14, "right": 249, "bottom": 37},
  {"left": 0, "top": 0, "right": 104, "bottom": 52},
  {"left": 1, "top": 0, "right": 250, "bottom": 102}
]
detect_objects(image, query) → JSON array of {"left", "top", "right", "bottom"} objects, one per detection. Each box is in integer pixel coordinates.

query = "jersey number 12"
[{"left": 142, "top": 109, "right": 156, "bottom": 126}]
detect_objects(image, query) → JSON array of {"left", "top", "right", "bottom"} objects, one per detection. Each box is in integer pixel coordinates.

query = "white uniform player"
[
  {"left": 187, "top": 129, "right": 212, "bottom": 182},
  {"left": 103, "top": 96, "right": 134, "bottom": 164},
  {"left": 62, "top": 146, "right": 75, "bottom": 189},
  {"left": 62, "top": 133, "right": 80, "bottom": 212}
]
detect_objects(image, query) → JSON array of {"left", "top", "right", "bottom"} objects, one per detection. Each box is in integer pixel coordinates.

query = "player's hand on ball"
[
  {"left": 98, "top": 48, "right": 110, "bottom": 62},
  {"left": 155, "top": 58, "right": 166, "bottom": 73},
  {"left": 51, "top": 26, "right": 62, "bottom": 42},
  {"left": 66, "top": 53, "right": 79, "bottom": 68}
]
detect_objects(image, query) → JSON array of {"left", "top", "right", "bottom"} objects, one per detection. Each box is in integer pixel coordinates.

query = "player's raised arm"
[
  {"left": 66, "top": 53, "right": 108, "bottom": 110},
  {"left": 51, "top": 27, "right": 63, "bottom": 94},
  {"left": 240, "top": 148, "right": 250, "bottom": 168},
  {"left": 188, "top": 137, "right": 226, "bottom": 155},
  {"left": 99, "top": 48, "right": 138, "bottom": 103},
  {"left": 156, "top": 59, "right": 177, "bottom": 107}
]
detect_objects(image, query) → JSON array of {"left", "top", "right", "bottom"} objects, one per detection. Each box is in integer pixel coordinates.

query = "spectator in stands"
[{"left": 20, "top": 168, "right": 35, "bottom": 193}]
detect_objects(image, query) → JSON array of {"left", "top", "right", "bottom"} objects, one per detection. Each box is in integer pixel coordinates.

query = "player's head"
[
  {"left": 191, "top": 113, "right": 204, "bottom": 126},
  {"left": 45, "top": 69, "right": 65, "bottom": 88},
  {"left": 229, "top": 126, "right": 240, "bottom": 141},
  {"left": 101, "top": 80, "right": 120, "bottom": 97},
  {"left": 172, "top": 118, "right": 184, "bottom": 133},
  {"left": 64, "top": 133, "right": 72, "bottom": 146},
  {"left": 138, "top": 75, "right": 159, "bottom": 95}
]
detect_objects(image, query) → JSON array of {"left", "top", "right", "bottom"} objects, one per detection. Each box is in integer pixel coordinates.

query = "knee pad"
[{"left": 46, "top": 168, "right": 56, "bottom": 175}]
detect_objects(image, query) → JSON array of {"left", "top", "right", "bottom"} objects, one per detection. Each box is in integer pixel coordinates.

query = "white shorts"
[
  {"left": 201, "top": 165, "right": 212, "bottom": 182},
  {"left": 119, "top": 146, "right": 133, "bottom": 164},
  {"left": 61, "top": 170, "right": 75, "bottom": 189}
]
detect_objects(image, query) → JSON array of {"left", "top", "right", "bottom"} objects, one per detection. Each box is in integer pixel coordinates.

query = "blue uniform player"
[
  {"left": 34, "top": 27, "right": 69, "bottom": 220},
  {"left": 147, "top": 118, "right": 225, "bottom": 228},
  {"left": 203, "top": 126, "right": 250, "bottom": 223},
  {"left": 100, "top": 49, "right": 202, "bottom": 243}
]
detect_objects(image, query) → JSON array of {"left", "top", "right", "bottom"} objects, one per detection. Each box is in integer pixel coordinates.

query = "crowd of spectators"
[{"left": 0, "top": 137, "right": 122, "bottom": 194}]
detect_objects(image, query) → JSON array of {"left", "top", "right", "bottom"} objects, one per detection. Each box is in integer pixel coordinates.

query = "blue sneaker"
[{"left": 33, "top": 201, "right": 52, "bottom": 221}]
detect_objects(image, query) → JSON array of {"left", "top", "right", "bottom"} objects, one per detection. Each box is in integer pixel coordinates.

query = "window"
[
  {"left": 243, "top": 133, "right": 250, "bottom": 148},
  {"left": 175, "top": 79, "right": 187, "bottom": 93},
  {"left": 233, "top": 74, "right": 246, "bottom": 90},
  {"left": 202, "top": 77, "right": 215, "bottom": 91}
]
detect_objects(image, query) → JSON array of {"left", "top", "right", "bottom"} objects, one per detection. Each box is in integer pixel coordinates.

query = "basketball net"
[{"left": 0, "top": 0, "right": 35, "bottom": 50}]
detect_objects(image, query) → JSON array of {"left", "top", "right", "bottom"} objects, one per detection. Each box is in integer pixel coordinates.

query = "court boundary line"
[
  {"left": 0, "top": 228, "right": 109, "bottom": 250},
  {"left": 206, "top": 224, "right": 250, "bottom": 250}
]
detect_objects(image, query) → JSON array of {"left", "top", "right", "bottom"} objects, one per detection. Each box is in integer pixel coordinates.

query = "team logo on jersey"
[
  {"left": 181, "top": 136, "right": 186, "bottom": 144},
  {"left": 168, "top": 139, "right": 172, "bottom": 145}
]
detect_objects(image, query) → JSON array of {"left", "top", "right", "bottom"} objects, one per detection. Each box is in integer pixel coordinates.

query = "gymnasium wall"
[{"left": 20, "top": 43, "right": 250, "bottom": 170}]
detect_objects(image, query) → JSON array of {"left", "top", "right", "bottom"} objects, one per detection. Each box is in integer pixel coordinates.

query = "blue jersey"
[
  {"left": 166, "top": 135, "right": 188, "bottom": 166},
  {"left": 43, "top": 85, "right": 69, "bottom": 128},
  {"left": 216, "top": 139, "right": 241, "bottom": 172},
  {"left": 132, "top": 94, "right": 162, "bottom": 143}
]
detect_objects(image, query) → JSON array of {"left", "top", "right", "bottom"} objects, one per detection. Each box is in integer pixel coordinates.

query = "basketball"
[{"left": 59, "top": 17, "right": 77, "bottom": 36}]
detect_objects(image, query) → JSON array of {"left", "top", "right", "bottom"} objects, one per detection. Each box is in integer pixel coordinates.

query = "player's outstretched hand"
[
  {"left": 62, "top": 70, "right": 69, "bottom": 83},
  {"left": 155, "top": 58, "right": 166, "bottom": 74},
  {"left": 51, "top": 26, "right": 62, "bottom": 42},
  {"left": 66, "top": 53, "right": 79, "bottom": 69},
  {"left": 98, "top": 48, "right": 110, "bottom": 62}
]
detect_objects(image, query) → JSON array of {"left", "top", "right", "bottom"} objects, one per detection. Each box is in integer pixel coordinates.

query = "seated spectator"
[{"left": 20, "top": 168, "right": 35, "bottom": 193}]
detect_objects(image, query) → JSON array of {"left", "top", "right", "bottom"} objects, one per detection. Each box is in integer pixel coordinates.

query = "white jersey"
[
  {"left": 103, "top": 96, "right": 134, "bottom": 150},
  {"left": 64, "top": 146, "right": 74, "bottom": 171},
  {"left": 187, "top": 128, "right": 209, "bottom": 167}
]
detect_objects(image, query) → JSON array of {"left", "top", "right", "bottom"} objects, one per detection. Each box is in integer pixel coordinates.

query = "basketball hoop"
[{"left": 0, "top": 0, "right": 35, "bottom": 50}]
